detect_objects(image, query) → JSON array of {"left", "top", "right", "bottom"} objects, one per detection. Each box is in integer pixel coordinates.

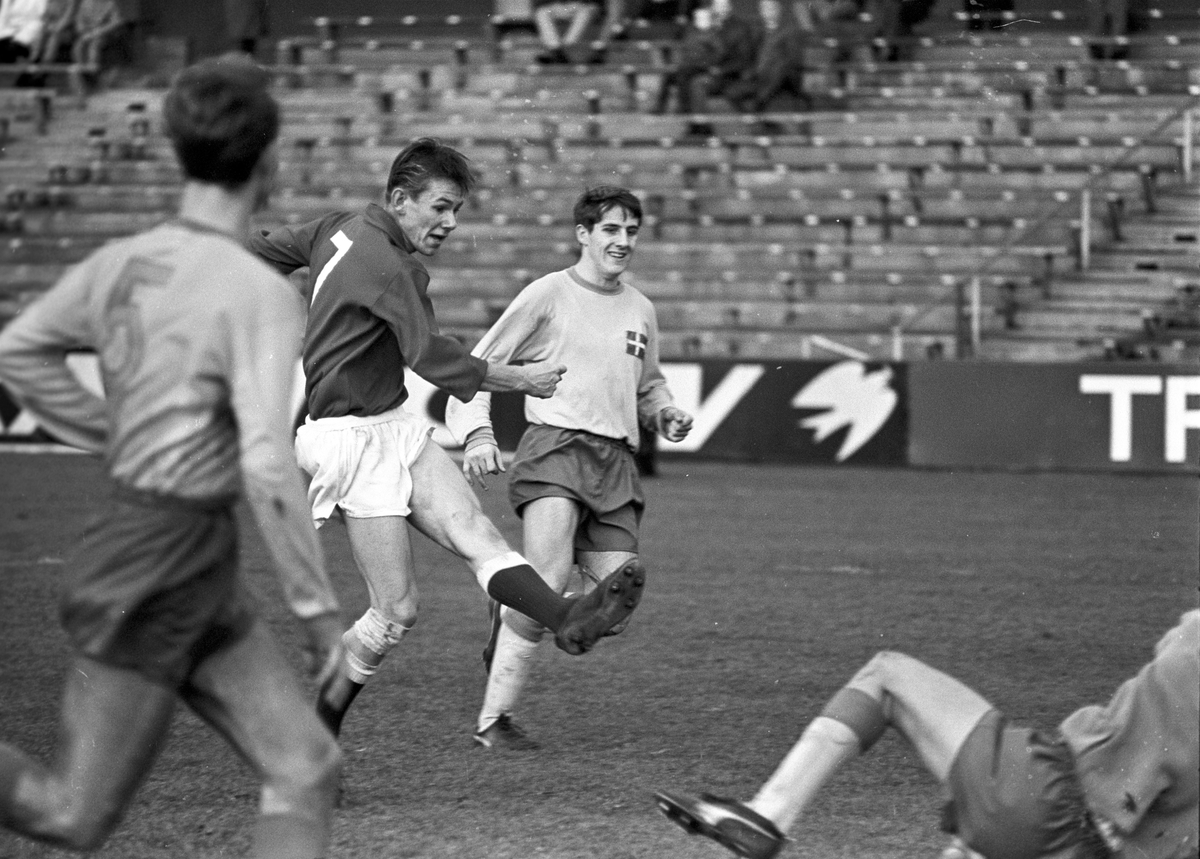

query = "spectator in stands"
[
  {"left": 653, "top": 0, "right": 761, "bottom": 129},
  {"left": 226, "top": 0, "right": 267, "bottom": 57},
  {"left": 0, "top": 0, "right": 46, "bottom": 63},
  {"left": 68, "top": 0, "right": 122, "bottom": 68},
  {"left": 28, "top": 0, "right": 68, "bottom": 62},
  {"left": 1087, "top": 0, "right": 1129, "bottom": 59},
  {"left": 863, "top": 0, "right": 935, "bottom": 61},
  {"left": 533, "top": 0, "right": 603, "bottom": 63},
  {"left": 722, "top": 0, "right": 809, "bottom": 114},
  {"left": 605, "top": 0, "right": 697, "bottom": 42}
]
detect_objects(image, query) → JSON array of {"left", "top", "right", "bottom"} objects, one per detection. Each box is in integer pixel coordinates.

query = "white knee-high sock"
[
  {"left": 749, "top": 716, "right": 860, "bottom": 833},
  {"left": 477, "top": 622, "right": 539, "bottom": 732}
]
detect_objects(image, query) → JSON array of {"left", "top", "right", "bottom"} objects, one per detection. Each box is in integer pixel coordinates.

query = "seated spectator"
[
  {"left": 606, "top": 0, "right": 697, "bottom": 41},
  {"left": 0, "top": 0, "right": 47, "bottom": 63},
  {"left": 654, "top": 0, "right": 762, "bottom": 125},
  {"left": 226, "top": 0, "right": 267, "bottom": 57},
  {"left": 533, "top": 0, "right": 602, "bottom": 63},
  {"left": 722, "top": 0, "right": 808, "bottom": 114},
  {"left": 36, "top": 0, "right": 122, "bottom": 68},
  {"left": 1087, "top": 0, "right": 1129, "bottom": 59},
  {"left": 70, "top": 0, "right": 122, "bottom": 67},
  {"left": 29, "top": 0, "right": 69, "bottom": 62},
  {"left": 863, "top": 0, "right": 935, "bottom": 61}
]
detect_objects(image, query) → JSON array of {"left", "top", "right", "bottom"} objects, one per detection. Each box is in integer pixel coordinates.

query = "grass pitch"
[{"left": 0, "top": 453, "right": 1196, "bottom": 858}]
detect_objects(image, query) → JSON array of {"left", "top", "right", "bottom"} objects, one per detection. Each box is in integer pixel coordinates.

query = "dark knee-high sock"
[{"left": 482, "top": 557, "right": 571, "bottom": 632}]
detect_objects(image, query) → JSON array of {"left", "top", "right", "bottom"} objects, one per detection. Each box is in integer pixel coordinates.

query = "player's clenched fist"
[
  {"left": 657, "top": 406, "right": 693, "bottom": 443},
  {"left": 519, "top": 361, "right": 566, "bottom": 398}
]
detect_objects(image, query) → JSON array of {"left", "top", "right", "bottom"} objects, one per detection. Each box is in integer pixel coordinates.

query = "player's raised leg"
[
  {"left": 657, "top": 651, "right": 994, "bottom": 858},
  {"left": 406, "top": 442, "right": 643, "bottom": 653},
  {"left": 183, "top": 618, "right": 342, "bottom": 859},
  {"left": 0, "top": 657, "right": 176, "bottom": 850},
  {"left": 316, "top": 514, "right": 417, "bottom": 736}
]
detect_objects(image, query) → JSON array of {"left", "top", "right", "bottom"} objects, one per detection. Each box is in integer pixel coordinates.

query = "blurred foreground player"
[
  {"left": 446, "top": 186, "right": 692, "bottom": 750},
  {"left": 657, "top": 609, "right": 1199, "bottom": 859},
  {"left": 250, "top": 140, "right": 644, "bottom": 738},
  {"left": 0, "top": 57, "right": 345, "bottom": 857}
]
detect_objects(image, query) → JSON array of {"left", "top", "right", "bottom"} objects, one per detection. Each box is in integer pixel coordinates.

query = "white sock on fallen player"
[{"left": 477, "top": 622, "right": 539, "bottom": 732}]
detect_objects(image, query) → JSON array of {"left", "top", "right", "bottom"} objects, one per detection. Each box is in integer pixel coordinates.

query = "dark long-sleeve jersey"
[{"left": 250, "top": 203, "right": 488, "bottom": 419}]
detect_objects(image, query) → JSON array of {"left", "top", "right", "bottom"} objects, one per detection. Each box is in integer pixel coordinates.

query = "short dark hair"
[
  {"left": 386, "top": 138, "right": 477, "bottom": 198},
  {"left": 573, "top": 186, "right": 643, "bottom": 231},
  {"left": 162, "top": 54, "right": 279, "bottom": 187}
]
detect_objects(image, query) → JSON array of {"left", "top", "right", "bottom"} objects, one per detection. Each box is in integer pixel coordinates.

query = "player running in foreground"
[
  {"left": 250, "top": 141, "right": 643, "bottom": 738},
  {"left": 657, "top": 608, "right": 1199, "bottom": 859},
  {"left": 0, "top": 56, "right": 344, "bottom": 857},
  {"left": 446, "top": 186, "right": 693, "bottom": 750}
]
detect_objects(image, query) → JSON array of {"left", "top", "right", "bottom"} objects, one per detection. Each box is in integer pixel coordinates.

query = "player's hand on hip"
[
  {"left": 302, "top": 610, "right": 345, "bottom": 686},
  {"left": 657, "top": 406, "right": 693, "bottom": 442},
  {"left": 463, "top": 441, "right": 504, "bottom": 489},
  {"left": 520, "top": 361, "right": 566, "bottom": 398}
]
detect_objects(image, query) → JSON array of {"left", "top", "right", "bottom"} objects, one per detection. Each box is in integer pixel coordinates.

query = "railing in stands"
[{"left": 889, "top": 94, "right": 1200, "bottom": 360}]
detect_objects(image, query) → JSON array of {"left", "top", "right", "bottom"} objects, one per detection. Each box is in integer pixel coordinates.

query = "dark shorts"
[
  {"left": 508, "top": 425, "right": 644, "bottom": 554},
  {"left": 59, "top": 482, "right": 256, "bottom": 689},
  {"left": 945, "top": 709, "right": 1112, "bottom": 859}
]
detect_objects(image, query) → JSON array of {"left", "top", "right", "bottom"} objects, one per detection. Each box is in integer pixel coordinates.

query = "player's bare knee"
[
  {"left": 856, "top": 650, "right": 918, "bottom": 690},
  {"left": 377, "top": 594, "right": 420, "bottom": 630}
]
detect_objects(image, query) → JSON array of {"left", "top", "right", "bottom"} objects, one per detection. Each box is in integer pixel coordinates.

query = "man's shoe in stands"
[
  {"left": 536, "top": 47, "right": 570, "bottom": 64},
  {"left": 554, "top": 558, "right": 645, "bottom": 655},
  {"left": 474, "top": 715, "right": 541, "bottom": 751},
  {"left": 655, "top": 791, "right": 787, "bottom": 859}
]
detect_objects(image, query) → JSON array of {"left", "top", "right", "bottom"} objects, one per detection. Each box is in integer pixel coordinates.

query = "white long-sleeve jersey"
[{"left": 445, "top": 267, "right": 675, "bottom": 450}]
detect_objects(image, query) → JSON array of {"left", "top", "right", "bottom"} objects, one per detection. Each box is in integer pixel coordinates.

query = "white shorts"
[{"left": 294, "top": 406, "right": 433, "bottom": 528}]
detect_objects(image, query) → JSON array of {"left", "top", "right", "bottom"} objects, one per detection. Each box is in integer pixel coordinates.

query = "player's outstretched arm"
[{"left": 480, "top": 360, "right": 566, "bottom": 398}]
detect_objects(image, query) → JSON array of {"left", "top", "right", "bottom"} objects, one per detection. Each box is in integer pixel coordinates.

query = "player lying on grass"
[
  {"left": 0, "top": 56, "right": 344, "bottom": 858},
  {"left": 657, "top": 608, "right": 1199, "bottom": 859},
  {"left": 446, "top": 186, "right": 692, "bottom": 751},
  {"left": 250, "top": 140, "right": 645, "bottom": 739}
]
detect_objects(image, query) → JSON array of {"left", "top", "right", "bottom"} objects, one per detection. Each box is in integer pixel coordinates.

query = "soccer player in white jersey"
[
  {"left": 0, "top": 56, "right": 344, "bottom": 858},
  {"left": 446, "top": 186, "right": 694, "bottom": 750},
  {"left": 656, "top": 609, "right": 1199, "bottom": 859}
]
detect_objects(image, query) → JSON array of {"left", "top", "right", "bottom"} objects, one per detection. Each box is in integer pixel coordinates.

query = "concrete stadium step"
[
  {"left": 1049, "top": 271, "right": 1186, "bottom": 302},
  {"left": 651, "top": 297, "right": 981, "bottom": 334},
  {"left": 1016, "top": 304, "right": 1149, "bottom": 332}
]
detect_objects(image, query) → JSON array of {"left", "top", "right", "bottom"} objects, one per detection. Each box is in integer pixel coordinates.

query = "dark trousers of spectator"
[{"left": 0, "top": 39, "right": 32, "bottom": 64}]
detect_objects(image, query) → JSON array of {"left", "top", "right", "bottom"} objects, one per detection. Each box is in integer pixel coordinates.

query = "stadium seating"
[{"left": 0, "top": 1, "right": 1196, "bottom": 363}]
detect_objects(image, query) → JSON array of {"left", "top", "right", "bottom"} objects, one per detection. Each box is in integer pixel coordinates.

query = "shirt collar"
[
  {"left": 568, "top": 266, "right": 623, "bottom": 295},
  {"left": 363, "top": 202, "right": 417, "bottom": 254}
]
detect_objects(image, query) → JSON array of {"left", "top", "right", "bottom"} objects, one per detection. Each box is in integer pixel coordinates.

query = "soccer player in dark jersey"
[
  {"left": 656, "top": 609, "right": 1199, "bottom": 859},
  {"left": 0, "top": 56, "right": 344, "bottom": 858},
  {"left": 250, "top": 138, "right": 644, "bottom": 738}
]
